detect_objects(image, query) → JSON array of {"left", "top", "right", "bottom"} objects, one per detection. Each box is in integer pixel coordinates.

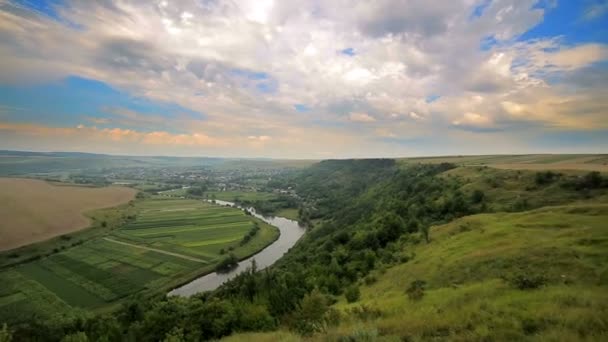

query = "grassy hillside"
[
  {"left": 398, "top": 154, "right": 608, "bottom": 172},
  {"left": 226, "top": 203, "right": 608, "bottom": 341},
  {"left": 329, "top": 204, "right": 608, "bottom": 341}
]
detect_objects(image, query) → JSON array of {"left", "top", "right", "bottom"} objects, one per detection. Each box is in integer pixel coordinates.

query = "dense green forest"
[{"left": 3, "top": 160, "right": 608, "bottom": 341}]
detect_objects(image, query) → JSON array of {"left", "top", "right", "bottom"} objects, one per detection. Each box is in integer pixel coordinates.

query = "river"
[{"left": 168, "top": 200, "right": 306, "bottom": 297}]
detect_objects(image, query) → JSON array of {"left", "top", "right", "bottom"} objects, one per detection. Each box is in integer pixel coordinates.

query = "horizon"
[
  {"left": 1, "top": 0, "right": 608, "bottom": 158},
  {"left": 2, "top": 148, "right": 606, "bottom": 161}
]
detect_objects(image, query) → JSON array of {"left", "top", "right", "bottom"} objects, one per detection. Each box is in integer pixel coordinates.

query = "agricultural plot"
[
  {"left": 114, "top": 198, "right": 256, "bottom": 259},
  {"left": 0, "top": 178, "right": 136, "bottom": 251},
  {"left": 0, "top": 197, "right": 276, "bottom": 322}
]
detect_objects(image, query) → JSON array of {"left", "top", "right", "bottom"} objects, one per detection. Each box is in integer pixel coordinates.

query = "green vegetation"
[
  {"left": 327, "top": 204, "right": 608, "bottom": 341},
  {"left": 0, "top": 196, "right": 278, "bottom": 325},
  {"left": 3, "top": 157, "right": 608, "bottom": 341}
]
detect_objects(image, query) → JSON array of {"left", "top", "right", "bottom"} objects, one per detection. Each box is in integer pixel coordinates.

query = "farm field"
[
  {"left": 0, "top": 178, "right": 136, "bottom": 251},
  {"left": 113, "top": 197, "right": 271, "bottom": 260},
  {"left": 206, "top": 191, "right": 279, "bottom": 202},
  {"left": 398, "top": 154, "right": 608, "bottom": 171},
  {"left": 0, "top": 196, "right": 278, "bottom": 323}
]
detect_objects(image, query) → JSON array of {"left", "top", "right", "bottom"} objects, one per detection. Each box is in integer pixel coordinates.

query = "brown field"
[{"left": 0, "top": 178, "right": 136, "bottom": 251}]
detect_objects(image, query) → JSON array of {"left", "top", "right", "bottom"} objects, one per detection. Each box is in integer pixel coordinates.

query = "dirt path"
[{"left": 103, "top": 237, "right": 207, "bottom": 263}]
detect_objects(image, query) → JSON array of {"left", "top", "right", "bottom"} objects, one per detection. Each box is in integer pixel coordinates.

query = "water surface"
[{"left": 168, "top": 200, "right": 306, "bottom": 296}]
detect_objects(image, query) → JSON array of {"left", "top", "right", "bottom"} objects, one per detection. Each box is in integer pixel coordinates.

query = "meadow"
[
  {"left": 0, "top": 196, "right": 278, "bottom": 323},
  {"left": 0, "top": 178, "right": 136, "bottom": 251},
  {"left": 399, "top": 154, "right": 608, "bottom": 172},
  {"left": 205, "top": 190, "right": 279, "bottom": 202}
]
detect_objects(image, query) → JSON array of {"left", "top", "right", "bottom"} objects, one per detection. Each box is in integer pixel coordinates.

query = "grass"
[
  {"left": 227, "top": 202, "right": 608, "bottom": 341},
  {"left": 0, "top": 196, "right": 279, "bottom": 323},
  {"left": 206, "top": 191, "right": 279, "bottom": 202},
  {"left": 398, "top": 154, "right": 608, "bottom": 171},
  {"left": 324, "top": 203, "right": 608, "bottom": 341},
  {"left": 275, "top": 208, "right": 299, "bottom": 220},
  {"left": 442, "top": 166, "right": 608, "bottom": 212}
]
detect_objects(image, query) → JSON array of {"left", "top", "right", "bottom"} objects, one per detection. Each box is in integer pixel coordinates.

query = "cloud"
[
  {"left": 349, "top": 112, "right": 376, "bottom": 122},
  {"left": 582, "top": 1, "right": 608, "bottom": 21},
  {"left": 248, "top": 135, "right": 271, "bottom": 142},
  {"left": 0, "top": 0, "right": 606, "bottom": 157}
]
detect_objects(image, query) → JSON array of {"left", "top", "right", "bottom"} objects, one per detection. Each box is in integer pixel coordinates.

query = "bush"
[
  {"left": 345, "top": 285, "right": 360, "bottom": 303},
  {"left": 471, "top": 189, "right": 485, "bottom": 203},
  {"left": 406, "top": 280, "right": 426, "bottom": 301},
  {"left": 535, "top": 171, "right": 557, "bottom": 186},
  {"left": 510, "top": 272, "right": 547, "bottom": 290},
  {"left": 348, "top": 305, "right": 382, "bottom": 321},
  {"left": 215, "top": 253, "right": 238, "bottom": 273}
]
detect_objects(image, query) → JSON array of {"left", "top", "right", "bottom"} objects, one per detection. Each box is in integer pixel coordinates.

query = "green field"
[
  {"left": 0, "top": 197, "right": 279, "bottom": 323},
  {"left": 206, "top": 191, "right": 279, "bottom": 202}
]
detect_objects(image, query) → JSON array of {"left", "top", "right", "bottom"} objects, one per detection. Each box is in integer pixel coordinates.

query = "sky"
[{"left": 0, "top": 0, "right": 607, "bottom": 158}]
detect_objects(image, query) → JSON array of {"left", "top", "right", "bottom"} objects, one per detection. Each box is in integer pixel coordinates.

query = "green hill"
[{"left": 225, "top": 203, "right": 608, "bottom": 341}]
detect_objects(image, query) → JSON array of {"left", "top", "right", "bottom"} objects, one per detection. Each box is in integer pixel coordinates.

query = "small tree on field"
[
  {"left": 406, "top": 280, "right": 426, "bottom": 301},
  {"left": 345, "top": 285, "right": 360, "bottom": 303},
  {"left": 419, "top": 225, "right": 430, "bottom": 243},
  {"left": 0, "top": 324, "right": 12, "bottom": 342}
]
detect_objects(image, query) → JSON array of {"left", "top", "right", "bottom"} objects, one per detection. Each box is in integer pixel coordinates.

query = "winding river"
[{"left": 168, "top": 200, "right": 306, "bottom": 297}]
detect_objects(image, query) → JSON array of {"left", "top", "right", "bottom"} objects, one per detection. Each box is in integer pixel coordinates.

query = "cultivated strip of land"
[{"left": 102, "top": 237, "right": 206, "bottom": 263}]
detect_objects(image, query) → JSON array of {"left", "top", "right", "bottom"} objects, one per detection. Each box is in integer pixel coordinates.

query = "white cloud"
[
  {"left": 349, "top": 112, "right": 376, "bottom": 122},
  {"left": 0, "top": 0, "right": 606, "bottom": 157}
]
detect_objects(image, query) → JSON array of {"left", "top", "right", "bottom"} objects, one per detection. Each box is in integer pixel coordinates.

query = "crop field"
[
  {"left": 206, "top": 191, "right": 279, "bottom": 202},
  {"left": 398, "top": 154, "right": 608, "bottom": 172},
  {"left": 0, "top": 197, "right": 278, "bottom": 323},
  {"left": 0, "top": 178, "right": 136, "bottom": 251},
  {"left": 114, "top": 197, "right": 260, "bottom": 259}
]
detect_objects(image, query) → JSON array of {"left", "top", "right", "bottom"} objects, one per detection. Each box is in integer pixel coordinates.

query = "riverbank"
[{"left": 169, "top": 200, "right": 307, "bottom": 296}]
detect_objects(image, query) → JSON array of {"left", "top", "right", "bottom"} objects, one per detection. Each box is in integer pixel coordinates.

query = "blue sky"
[{"left": 0, "top": 0, "right": 607, "bottom": 157}]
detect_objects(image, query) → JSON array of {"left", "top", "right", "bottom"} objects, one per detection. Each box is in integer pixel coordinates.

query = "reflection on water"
[{"left": 168, "top": 200, "right": 306, "bottom": 297}]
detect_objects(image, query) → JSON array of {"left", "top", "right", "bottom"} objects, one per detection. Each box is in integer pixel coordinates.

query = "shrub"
[
  {"left": 406, "top": 280, "right": 426, "bottom": 301},
  {"left": 535, "top": 171, "right": 557, "bottom": 186},
  {"left": 215, "top": 253, "right": 238, "bottom": 273},
  {"left": 471, "top": 189, "right": 485, "bottom": 203},
  {"left": 509, "top": 272, "right": 547, "bottom": 290},
  {"left": 345, "top": 285, "right": 360, "bottom": 303},
  {"left": 348, "top": 305, "right": 382, "bottom": 321},
  {"left": 0, "top": 323, "right": 12, "bottom": 342},
  {"left": 364, "top": 275, "right": 377, "bottom": 285}
]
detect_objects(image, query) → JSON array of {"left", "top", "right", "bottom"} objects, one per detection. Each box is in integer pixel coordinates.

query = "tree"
[
  {"left": 60, "top": 332, "right": 89, "bottom": 342},
  {"left": 163, "top": 327, "right": 185, "bottom": 342},
  {"left": 420, "top": 225, "right": 430, "bottom": 243},
  {"left": 288, "top": 289, "right": 329, "bottom": 336},
  {"left": 345, "top": 285, "right": 360, "bottom": 303},
  {"left": 406, "top": 280, "right": 426, "bottom": 301},
  {"left": 0, "top": 324, "right": 12, "bottom": 342},
  {"left": 471, "top": 189, "right": 485, "bottom": 204}
]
